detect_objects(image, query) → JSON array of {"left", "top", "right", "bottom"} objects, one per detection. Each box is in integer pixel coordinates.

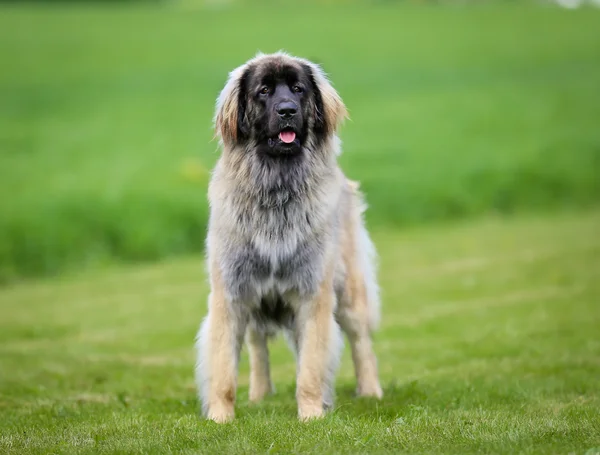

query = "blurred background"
[{"left": 1, "top": 0, "right": 599, "bottom": 283}]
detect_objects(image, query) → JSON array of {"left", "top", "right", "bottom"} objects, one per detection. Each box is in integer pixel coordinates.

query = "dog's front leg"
[
  {"left": 196, "top": 282, "right": 247, "bottom": 423},
  {"left": 295, "top": 279, "right": 342, "bottom": 421}
]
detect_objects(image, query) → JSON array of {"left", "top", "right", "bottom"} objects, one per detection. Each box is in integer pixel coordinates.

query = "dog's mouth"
[
  {"left": 267, "top": 127, "right": 301, "bottom": 153},
  {"left": 279, "top": 129, "right": 296, "bottom": 144}
]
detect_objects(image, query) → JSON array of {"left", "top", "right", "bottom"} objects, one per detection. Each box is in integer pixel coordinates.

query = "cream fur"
[{"left": 196, "top": 52, "right": 382, "bottom": 423}]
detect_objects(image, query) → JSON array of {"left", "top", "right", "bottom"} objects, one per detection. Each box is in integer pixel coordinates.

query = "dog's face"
[
  {"left": 244, "top": 61, "right": 311, "bottom": 156},
  {"left": 215, "top": 53, "right": 347, "bottom": 157}
]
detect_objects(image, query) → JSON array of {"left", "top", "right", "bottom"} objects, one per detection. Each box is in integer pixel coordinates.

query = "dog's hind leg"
[
  {"left": 337, "top": 199, "right": 383, "bottom": 399},
  {"left": 337, "top": 303, "right": 383, "bottom": 399},
  {"left": 246, "top": 326, "right": 274, "bottom": 402}
]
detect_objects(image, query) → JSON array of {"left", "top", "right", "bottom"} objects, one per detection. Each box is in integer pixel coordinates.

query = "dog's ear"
[
  {"left": 214, "top": 65, "right": 250, "bottom": 145},
  {"left": 302, "top": 62, "right": 348, "bottom": 136}
]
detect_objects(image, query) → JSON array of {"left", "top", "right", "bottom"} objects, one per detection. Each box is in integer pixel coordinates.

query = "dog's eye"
[
  {"left": 292, "top": 85, "right": 303, "bottom": 93},
  {"left": 259, "top": 86, "right": 270, "bottom": 95}
]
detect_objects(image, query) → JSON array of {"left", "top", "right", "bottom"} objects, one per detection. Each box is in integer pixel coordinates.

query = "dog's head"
[{"left": 214, "top": 52, "right": 347, "bottom": 157}]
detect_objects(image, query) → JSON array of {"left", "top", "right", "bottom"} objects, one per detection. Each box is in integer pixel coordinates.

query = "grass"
[
  {"left": 1, "top": 209, "right": 599, "bottom": 454},
  {"left": 1, "top": 2, "right": 600, "bottom": 280}
]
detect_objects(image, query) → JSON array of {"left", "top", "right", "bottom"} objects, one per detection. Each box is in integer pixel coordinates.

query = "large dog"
[{"left": 195, "top": 52, "right": 382, "bottom": 423}]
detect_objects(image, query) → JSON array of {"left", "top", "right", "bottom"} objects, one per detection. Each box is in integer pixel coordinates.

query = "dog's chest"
[{"left": 221, "top": 204, "right": 327, "bottom": 303}]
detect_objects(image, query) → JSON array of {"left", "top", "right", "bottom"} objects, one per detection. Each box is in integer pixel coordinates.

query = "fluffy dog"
[{"left": 195, "top": 52, "right": 382, "bottom": 423}]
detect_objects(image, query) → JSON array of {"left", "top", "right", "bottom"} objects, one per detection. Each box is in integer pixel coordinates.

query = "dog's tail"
[{"left": 348, "top": 180, "right": 381, "bottom": 332}]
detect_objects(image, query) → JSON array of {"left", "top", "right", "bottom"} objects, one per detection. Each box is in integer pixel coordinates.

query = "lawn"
[
  {"left": 1, "top": 209, "right": 599, "bottom": 454},
  {"left": 1, "top": 1, "right": 600, "bottom": 452},
  {"left": 1, "top": 2, "right": 600, "bottom": 280}
]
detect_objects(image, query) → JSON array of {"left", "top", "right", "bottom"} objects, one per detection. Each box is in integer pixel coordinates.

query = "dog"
[{"left": 195, "top": 52, "right": 382, "bottom": 423}]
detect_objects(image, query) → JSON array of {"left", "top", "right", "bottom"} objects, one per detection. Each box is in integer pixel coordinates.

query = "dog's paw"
[
  {"left": 357, "top": 382, "right": 383, "bottom": 399},
  {"left": 206, "top": 403, "right": 235, "bottom": 423},
  {"left": 249, "top": 382, "right": 275, "bottom": 403},
  {"left": 298, "top": 403, "right": 325, "bottom": 421}
]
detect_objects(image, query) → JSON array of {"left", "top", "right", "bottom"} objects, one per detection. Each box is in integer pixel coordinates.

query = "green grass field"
[
  {"left": 1, "top": 209, "right": 599, "bottom": 454},
  {"left": 1, "top": 2, "right": 600, "bottom": 281},
  {"left": 2, "top": 1, "right": 600, "bottom": 453}
]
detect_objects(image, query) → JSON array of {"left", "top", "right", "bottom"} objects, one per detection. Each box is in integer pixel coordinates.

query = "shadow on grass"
[
  {"left": 334, "top": 379, "right": 429, "bottom": 420},
  {"left": 147, "top": 379, "right": 431, "bottom": 422}
]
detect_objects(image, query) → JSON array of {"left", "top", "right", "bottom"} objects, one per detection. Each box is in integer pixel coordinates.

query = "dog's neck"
[
  {"left": 209, "top": 134, "right": 345, "bottom": 265},
  {"left": 220, "top": 136, "right": 339, "bottom": 209}
]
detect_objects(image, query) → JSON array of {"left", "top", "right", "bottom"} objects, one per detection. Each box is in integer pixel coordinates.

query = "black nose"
[{"left": 276, "top": 101, "right": 297, "bottom": 119}]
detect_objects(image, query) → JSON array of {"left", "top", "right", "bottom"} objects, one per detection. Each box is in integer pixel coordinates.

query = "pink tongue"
[{"left": 279, "top": 131, "right": 296, "bottom": 143}]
